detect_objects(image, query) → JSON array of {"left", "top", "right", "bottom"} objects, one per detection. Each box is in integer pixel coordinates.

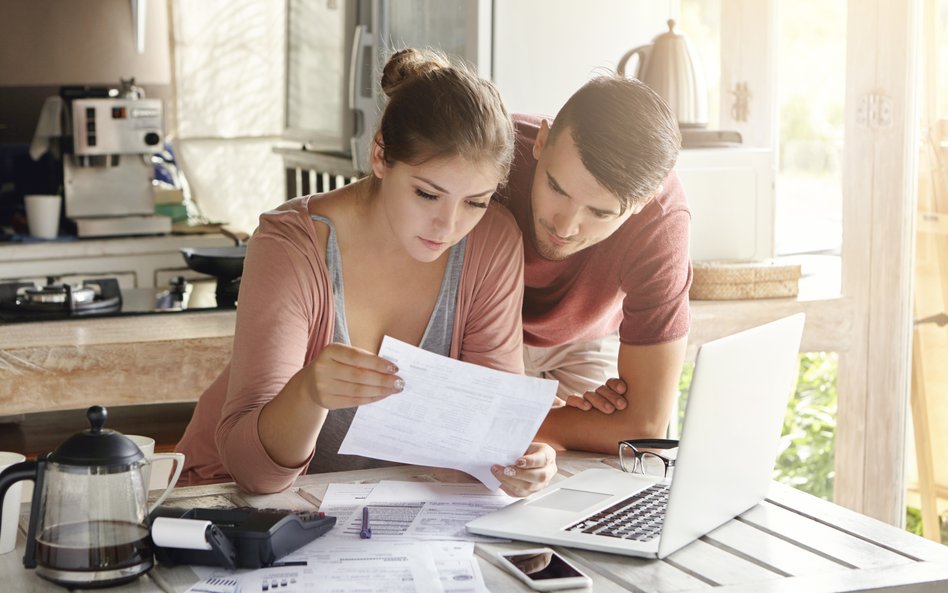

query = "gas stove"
[{"left": 0, "top": 276, "right": 229, "bottom": 323}]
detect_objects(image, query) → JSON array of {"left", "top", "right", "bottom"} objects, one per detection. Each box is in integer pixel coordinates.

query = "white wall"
[{"left": 492, "top": 0, "right": 670, "bottom": 116}]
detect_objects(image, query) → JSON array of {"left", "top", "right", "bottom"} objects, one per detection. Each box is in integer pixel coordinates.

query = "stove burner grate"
[{"left": 0, "top": 278, "right": 123, "bottom": 320}]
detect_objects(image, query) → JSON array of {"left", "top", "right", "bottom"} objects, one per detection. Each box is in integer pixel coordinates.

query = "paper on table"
[
  {"left": 365, "top": 481, "right": 515, "bottom": 541},
  {"left": 339, "top": 336, "right": 558, "bottom": 489},
  {"left": 186, "top": 484, "right": 493, "bottom": 593},
  {"left": 367, "top": 480, "right": 515, "bottom": 504},
  {"left": 296, "top": 483, "right": 375, "bottom": 543},
  {"left": 299, "top": 481, "right": 512, "bottom": 542},
  {"left": 186, "top": 541, "right": 445, "bottom": 593},
  {"left": 426, "top": 541, "right": 489, "bottom": 593}
]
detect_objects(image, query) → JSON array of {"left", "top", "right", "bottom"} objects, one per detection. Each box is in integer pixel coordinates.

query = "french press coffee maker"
[{"left": 0, "top": 406, "right": 180, "bottom": 588}]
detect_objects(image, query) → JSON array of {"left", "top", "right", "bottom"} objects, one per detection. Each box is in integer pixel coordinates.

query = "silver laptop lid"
[{"left": 658, "top": 313, "right": 805, "bottom": 557}]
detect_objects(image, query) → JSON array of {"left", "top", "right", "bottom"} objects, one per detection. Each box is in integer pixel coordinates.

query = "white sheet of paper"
[
  {"left": 299, "top": 481, "right": 512, "bottom": 542},
  {"left": 367, "top": 480, "right": 514, "bottom": 504},
  {"left": 282, "top": 542, "right": 484, "bottom": 593},
  {"left": 295, "top": 483, "right": 375, "bottom": 543},
  {"left": 427, "top": 541, "right": 489, "bottom": 593},
  {"left": 366, "top": 481, "right": 513, "bottom": 540},
  {"left": 187, "top": 542, "right": 444, "bottom": 593},
  {"left": 187, "top": 484, "right": 492, "bottom": 593},
  {"left": 339, "top": 336, "right": 557, "bottom": 489}
]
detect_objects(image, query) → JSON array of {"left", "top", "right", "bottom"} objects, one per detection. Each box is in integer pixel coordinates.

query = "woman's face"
[{"left": 372, "top": 150, "right": 502, "bottom": 263}]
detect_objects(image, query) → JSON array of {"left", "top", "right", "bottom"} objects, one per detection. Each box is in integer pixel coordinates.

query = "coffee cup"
[
  {"left": 0, "top": 451, "right": 26, "bottom": 554},
  {"left": 125, "top": 435, "right": 184, "bottom": 501},
  {"left": 24, "top": 194, "right": 61, "bottom": 240}
]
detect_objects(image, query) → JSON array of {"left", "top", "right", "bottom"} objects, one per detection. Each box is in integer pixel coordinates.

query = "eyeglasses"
[{"left": 618, "top": 439, "right": 679, "bottom": 477}]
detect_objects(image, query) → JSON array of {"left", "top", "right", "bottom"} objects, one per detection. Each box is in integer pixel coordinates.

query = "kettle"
[
  {"left": 0, "top": 406, "right": 180, "bottom": 588},
  {"left": 617, "top": 19, "right": 708, "bottom": 128}
]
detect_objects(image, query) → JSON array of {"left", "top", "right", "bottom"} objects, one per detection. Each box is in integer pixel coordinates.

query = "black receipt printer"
[{"left": 149, "top": 506, "right": 336, "bottom": 570}]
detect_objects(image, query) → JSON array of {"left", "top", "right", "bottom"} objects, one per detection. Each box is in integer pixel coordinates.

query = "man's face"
[{"left": 529, "top": 122, "right": 649, "bottom": 261}]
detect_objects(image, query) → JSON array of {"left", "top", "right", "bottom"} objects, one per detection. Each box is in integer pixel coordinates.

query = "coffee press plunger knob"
[{"left": 87, "top": 405, "right": 107, "bottom": 433}]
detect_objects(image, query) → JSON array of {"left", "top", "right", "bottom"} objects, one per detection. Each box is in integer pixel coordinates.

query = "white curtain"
[{"left": 168, "top": 0, "right": 285, "bottom": 234}]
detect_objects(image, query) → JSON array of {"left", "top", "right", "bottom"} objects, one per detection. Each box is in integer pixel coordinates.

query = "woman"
[{"left": 176, "top": 49, "right": 556, "bottom": 497}]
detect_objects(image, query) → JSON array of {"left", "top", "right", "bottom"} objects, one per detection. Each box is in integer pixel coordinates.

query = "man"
[{"left": 499, "top": 76, "right": 691, "bottom": 454}]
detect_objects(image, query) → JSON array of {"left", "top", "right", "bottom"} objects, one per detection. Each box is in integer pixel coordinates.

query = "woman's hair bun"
[{"left": 380, "top": 48, "right": 452, "bottom": 98}]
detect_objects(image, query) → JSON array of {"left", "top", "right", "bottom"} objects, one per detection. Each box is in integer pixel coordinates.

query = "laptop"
[{"left": 467, "top": 313, "right": 805, "bottom": 558}]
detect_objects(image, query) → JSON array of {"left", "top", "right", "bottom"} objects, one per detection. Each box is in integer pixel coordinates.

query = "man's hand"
[
  {"left": 537, "top": 339, "right": 687, "bottom": 453},
  {"left": 563, "top": 378, "right": 629, "bottom": 414}
]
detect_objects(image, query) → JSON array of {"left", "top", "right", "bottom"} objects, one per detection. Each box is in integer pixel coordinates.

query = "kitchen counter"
[
  {"left": 0, "top": 310, "right": 236, "bottom": 417},
  {"left": 0, "top": 289, "right": 851, "bottom": 419},
  {"left": 0, "top": 253, "right": 849, "bottom": 418}
]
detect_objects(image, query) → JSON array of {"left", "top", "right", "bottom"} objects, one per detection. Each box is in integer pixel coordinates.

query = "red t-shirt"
[{"left": 501, "top": 114, "right": 692, "bottom": 348}]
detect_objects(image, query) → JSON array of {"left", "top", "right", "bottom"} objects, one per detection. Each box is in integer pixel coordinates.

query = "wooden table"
[{"left": 5, "top": 451, "right": 948, "bottom": 592}]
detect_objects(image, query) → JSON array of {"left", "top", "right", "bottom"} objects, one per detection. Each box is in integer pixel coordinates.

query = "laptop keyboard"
[{"left": 564, "top": 482, "right": 669, "bottom": 542}]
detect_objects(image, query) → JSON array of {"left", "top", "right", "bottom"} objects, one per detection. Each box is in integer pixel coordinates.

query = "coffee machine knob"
[{"left": 144, "top": 132, "right": 161, "bottom": 146}]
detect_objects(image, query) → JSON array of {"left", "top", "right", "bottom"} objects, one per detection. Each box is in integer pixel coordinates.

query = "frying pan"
[{"left": 180, "top": 246, "right": 247, "bottom": 281}]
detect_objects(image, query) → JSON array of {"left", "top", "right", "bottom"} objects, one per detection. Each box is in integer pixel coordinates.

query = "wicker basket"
[{"left": 690, "top": 260, "right": 802, "bottom": 300}]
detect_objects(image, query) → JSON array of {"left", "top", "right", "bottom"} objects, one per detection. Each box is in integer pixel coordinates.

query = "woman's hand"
[
  {"left": 563, "top": 377, "right": 629, "bottom": 414},
  {"left": 493, "top": 442, "right": 557, "bottom": 497},
  {"left": 307, "top": 343, "right": 404, "bottom": 409}
]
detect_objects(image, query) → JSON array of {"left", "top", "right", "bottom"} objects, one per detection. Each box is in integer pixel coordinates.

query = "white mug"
[
  {"left": 125, "top": 435, "right": 184, "bottom": 510},
  {"left": 0, "top": 451, "right": 26, "bottom": 555},
  {"left": 23, "top": 194, "right": 61, "bottom": 239}
]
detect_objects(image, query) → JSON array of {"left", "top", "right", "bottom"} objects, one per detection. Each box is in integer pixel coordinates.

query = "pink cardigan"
[{"left": 176, "top": 195, "right": 525, "bottom": 493}]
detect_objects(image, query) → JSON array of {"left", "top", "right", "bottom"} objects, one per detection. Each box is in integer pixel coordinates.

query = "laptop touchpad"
[{"left": 527, "top": 488, "right": 612, "bottom": 512}]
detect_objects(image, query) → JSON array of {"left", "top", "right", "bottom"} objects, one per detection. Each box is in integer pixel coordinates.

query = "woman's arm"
[
  {"left": 257, "top": 343, "right": 403, "bottom": 469},
  {"left": 215, "top": 225, "right": 404, "bottom": 493},
  {"left": 214, "top": 230, "right": 328, "bottom": 493}
]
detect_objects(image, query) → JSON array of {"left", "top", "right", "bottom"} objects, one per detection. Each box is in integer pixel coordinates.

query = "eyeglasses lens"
[
  {"left": 639, "top": 451, "right": 667, "bottom": 476},
  {"left": 619, "top": 444, "right": 667, "bottom": 476},
  {"left": 619, "top": 443, "right": 636, "bottom": 472}
]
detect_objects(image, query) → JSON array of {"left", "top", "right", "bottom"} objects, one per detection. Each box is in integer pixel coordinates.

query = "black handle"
[
  {"left": 87, "top": 405, "right": 107, "bottom": 433},
  {"left": 0, "top": 461, "right": 37, "bottom": 537}
]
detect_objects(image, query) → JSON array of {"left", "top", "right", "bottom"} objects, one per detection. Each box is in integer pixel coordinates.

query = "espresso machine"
[{"left": 62, "top": 82, "right": 171, "bottom": 237}]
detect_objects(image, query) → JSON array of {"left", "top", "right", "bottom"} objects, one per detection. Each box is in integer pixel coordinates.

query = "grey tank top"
[{"left": 308, "top": 214, "right": 466, "bottom": 473}]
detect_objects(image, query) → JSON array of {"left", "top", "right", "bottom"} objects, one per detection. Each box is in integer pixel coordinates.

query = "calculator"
[{"left": 150, "top": 506, "right": 336, "bottom": 569}]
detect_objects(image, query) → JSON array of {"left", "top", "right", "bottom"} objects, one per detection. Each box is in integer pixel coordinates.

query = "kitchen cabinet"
[{"left": 0, "top": 233, "right": 235, "bottom": 289}]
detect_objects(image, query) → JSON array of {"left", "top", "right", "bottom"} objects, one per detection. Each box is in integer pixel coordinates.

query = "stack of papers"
[
  {"left": 189, "top": 540, "right": 483, "bottom": 593},
  {"left": 184, "top": 480, "right": 516, "bottom": 592},
  {"left": 303, "top": 481, "right": 515, "bottom": 542}
]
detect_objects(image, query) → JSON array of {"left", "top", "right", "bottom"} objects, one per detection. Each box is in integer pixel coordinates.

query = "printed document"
[
  {"left": 185, "top": 541, "right": 452, "bottom": 593},
  {"left": 339, "top": 336, "right": 557, "bottom": 489},
  {"left": 299, "top": 481, "right": 513, "bottom": 542},
  {"left": 183, "top": 482, "right": 502, "bottom": 593}
]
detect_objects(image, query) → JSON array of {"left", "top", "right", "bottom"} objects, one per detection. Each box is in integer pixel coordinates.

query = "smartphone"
[{"left": 495, "top": 548, "right": 592, "bottom": 591}]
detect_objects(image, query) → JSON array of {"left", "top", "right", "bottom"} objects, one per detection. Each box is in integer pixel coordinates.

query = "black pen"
[
  {"left": 269, "top": 560, "right": 307, "bottom": 567},
  {"left": 359, "top": 506, "right": 372, "bottom": 539}
]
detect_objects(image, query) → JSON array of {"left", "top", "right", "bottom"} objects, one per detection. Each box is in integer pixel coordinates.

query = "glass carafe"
[
  {"left": 33, "top": 460, "right": 152, "bottom": 585},
  {"left": 0, "top": 406, "right": 178, "bottom": 588}
]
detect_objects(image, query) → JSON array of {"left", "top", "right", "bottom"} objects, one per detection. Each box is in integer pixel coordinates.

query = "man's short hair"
[{"left": 549, "top": 76, "right": 681, "bottom": 212}]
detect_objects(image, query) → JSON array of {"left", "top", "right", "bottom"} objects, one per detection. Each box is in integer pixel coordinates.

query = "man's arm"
[{"left": 535, "top": 337, "right": 687, "bottom": 453}]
